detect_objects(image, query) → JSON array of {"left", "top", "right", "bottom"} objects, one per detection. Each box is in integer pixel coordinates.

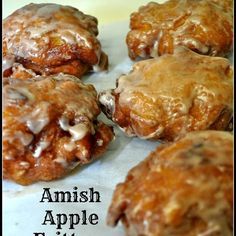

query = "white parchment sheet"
[{"left": 3, "top": 21, "right": 161, "bottom": 236}]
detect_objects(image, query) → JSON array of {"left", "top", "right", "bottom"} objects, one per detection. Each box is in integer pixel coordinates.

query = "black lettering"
[
  {"left": 89, "top": 214, "right": 99, "bottom": 225},
  {"left": 33, "top": 233, "right": 45, "bottom": 236},
  {"left": 42, "top": 210, "right": 56, "bottom": 225},
  {"left": 89, "top": 188, "right": 100, "bottom": 202},
  {"left": 80, "top": 191, "right": 88, "bottom": 203},
  {"left": 69, "top": 214, "right": 80, "bottom": 229},
  {"left": 40, "top": 188, "right": 53, "bottom": 202},
  {"left": 81, "top": 210, "right": 87, "bottom": 225},
  {"left": 57, "top": 214, "right": 67, "bottom": 229},
  {"left": 72, "top": 187, "right": 78, "bottom": 202},
  {"left": 54, "top": 191, "right": 72, "bottom": 202}
]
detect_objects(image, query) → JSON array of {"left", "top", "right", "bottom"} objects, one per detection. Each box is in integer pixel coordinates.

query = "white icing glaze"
[
  {"left": 163, "top": 200, "right": 181, "bottom": 223},
  {"left": 198, "top": 225, "right": 221, "bottom": 236},
  {"left": 16, "top": 131, "right": 33, "bottom": 146},
  {"left": 150, "top": 39, "right": 159, "bottom": 58},
  {"left": 128, "top": 0, "right": 233, "bottom": 58},
  {"left": 5, "top": 86, "right": 35, "bottom": 102},
  {"left": 108, "top": 131, "right": 233, "bottom": 235},
  {"left": 3, "top": 55, "right": 15, "bottom": 72},
  {"left": 3, "top": 72, "right": 111, "bottom": 177},
  {"left": 139, "top": 126, "right": 164, "bottom": 139},
  {"left": 4, "top": 155, "right": 14, "bottom": 160},
  {"left": 96, "top": 139, "right": 103, "bottom": 146},
  {"left": 176, "top": 37, "right": 209, "bottom": 54},
  {"left": 26, "top": 102, "right": 50, "bottom": 134},
  {"left": 69, "top": 123, "right": 89, "bottom": 141},
  {"left": 53, "top": 156, "right": 69, "bottom": 168},
  {"left": 11, "top": 63, "right": 37, "bottom": 78},
  {"left": 33, "top": 141, "right": 50, "bottom": 158},
  {"left": 105, "top": 48, "right": 233, "bottom": 139},
  {"left": 99, "top": 90, "right": 115, "bottom": 116},
  {"left": 116, "top": 52, "right": 232, "bottom": 111},
  {"left": 35, "top": 4, "right": 60, "bottom": 17},
  {"left": 64, "top": 141, "right": 76, "bottom": 152},
  {"left": 59, "top": 116, "right": 70, "bottom": 131},
  {"left": 3, "top": 130, "right": 33, "bottom": 146},
  {"left": 59, "top": 115, "right": 92, "bottom": 141},
  {"left": 5, "top": 88, "right": 28, "bottom": 100},
  {"left": 60, "top": 30, "right": 76, "bottom": 44},
  {"left": 3, "top": 3, "right": 102, "bottom": 65},
  {"left": 19, "top": 161, "right": 30, "bottom": 168},
  {"left": 26, "top": 23, "right": 58, "bottom": 39}
]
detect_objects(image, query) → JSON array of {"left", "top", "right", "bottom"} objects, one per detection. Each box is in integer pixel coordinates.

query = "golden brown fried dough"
[
  {"left": 3, "top": 63, "right": 37, "bottom": 81},
  {"left": 3, "top": 73, "right": 114, "bottom": 185},
  {"left": 108, "top": 131, "right": 233, "bottom": 236},
  {"left": 127, "top": 0, "right": 233, "bottom": 59},
  {"left": 99, "top": 48, "right": 233, "bottom": 141},
  {"left": 3, "top": 3, "right": 108, "bottom": 78}
]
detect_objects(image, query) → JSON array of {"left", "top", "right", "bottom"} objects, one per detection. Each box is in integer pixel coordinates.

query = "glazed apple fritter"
[
  {"left": 127, "top": 0, "right": 233, "bottom": 59},
  {"left": 99, "top": 47, "right": 233, "bottom": 141},
  {"left": 3, "top": 73, "right": 114, "bottom": 185},
  {"left": 108, "top": 131, "right": 233, "bottom": 236},
  {"left": 3, "top": 3, "right": 108, "bottom": 78}
]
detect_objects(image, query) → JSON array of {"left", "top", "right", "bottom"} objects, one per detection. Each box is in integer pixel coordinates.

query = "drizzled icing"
[
  {"left": 3, "top": 130, "right": 33, "bottom": 146},
  {"left": 107, "top": 131, "right": 233, "bottom": 236},
  {"left": 2, "top": 55, "right": 15, "bottom": 72},
  {"left": 25, "top": 102, "right": 50, "bottom": 134},
  {"left": 33, "top": 141, "right": 50, "bottom": 158},
  {"left": 3, "top": 3, "right": 105, "bottom": 71},
  {"left": 59, "top": 116, "right": 94, "bottom": 141},
  {"left": 101, "top": 48, "right": 233, "bottom": 140},
  {"left": 99, "top": 90, "right": 116, "bottom": 118},
  {"left": 127, "top": 0, "right": 233, "bottom": 58},
  {"left": 3, "top": 73, "right": 114, "bottom": 184},
  {"left": 117, "top": 48, "right": 232, "bottom": 107},
  {"left": 3, "top": 73, "right": 100, "bottom": 157}
]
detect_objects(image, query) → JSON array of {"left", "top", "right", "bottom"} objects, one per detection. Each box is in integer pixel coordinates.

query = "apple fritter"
[
  {"left": 99, "top": 48, "right": 233, "bottom": 141},
  {"left": 108, "top": 131, "right": 233, "bottom": 236},
  {"left": 3, "top": 73, "right": 114, "bottom": 185},
  {"left": 3, "top": 3, "right": 108, "bottom": 78},
  {"left": 126, "top": 0, "right": 233, "bottom": 59}
]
